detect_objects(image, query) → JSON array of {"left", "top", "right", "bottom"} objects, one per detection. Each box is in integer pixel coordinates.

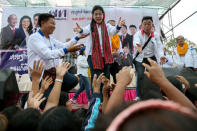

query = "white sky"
[{"left": 162, "top": 0, "right": 197, "bottom": 44}]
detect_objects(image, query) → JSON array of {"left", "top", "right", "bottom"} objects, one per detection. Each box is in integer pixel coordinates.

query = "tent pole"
[{"left": 159, "top": 0, "right": 181, "bottom": 20}]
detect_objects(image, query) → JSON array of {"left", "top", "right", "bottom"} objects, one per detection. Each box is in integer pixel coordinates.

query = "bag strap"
[{"left": 133, "top": 36, "right": 152, "bottom": 62}]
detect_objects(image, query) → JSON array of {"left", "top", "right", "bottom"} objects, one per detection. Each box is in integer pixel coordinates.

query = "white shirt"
[
  {"left": 77, "top": 55, "right": 89, "bottom": 77},
  {"left": 80, "top": 23, "right": 120, "bottom": 57},
  {"left": 27, "top": 31, "right": 77, "bottom": 71},
  {"left": 32, "top": 27, "right": 40, "bottom": 33},
  {"left": 9, "top": 26, "right": 15, "bottom": 30},
  {"left": 133, "top": 31, "right": 164, "bottom": 62},
  {"left": 173, "top": 47, "right": 197, "bottom": 68}
]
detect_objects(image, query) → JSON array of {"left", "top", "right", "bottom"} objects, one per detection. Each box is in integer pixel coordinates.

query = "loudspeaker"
[
  {"left": 0, "top": 70, "right": 19, "bottom": 100},
  {"left": 140, "top": 67, "right": 197, "bottom": 99},
  {"left": 162, "top": 67, "right": 197, "bottom": 87},
  {"left": 0, "top": 70, "right": 19, "bottom": 111}
]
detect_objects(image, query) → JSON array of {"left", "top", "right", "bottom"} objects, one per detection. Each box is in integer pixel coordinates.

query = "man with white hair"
[{"left": 173, "top": 35, "right": 197, "bottom": 71}]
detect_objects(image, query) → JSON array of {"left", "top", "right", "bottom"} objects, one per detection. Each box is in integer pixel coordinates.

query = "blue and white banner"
[{"left": 0, "top": 50, "right": 28, "bottom": 75}]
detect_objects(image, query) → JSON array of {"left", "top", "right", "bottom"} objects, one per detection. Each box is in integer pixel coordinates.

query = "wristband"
[
  {"left": 63, "top": 48, "right": 68, "bottom": 54},
  {"left": 55, "top": 79, "right": 63, "bottom": 83},
  {"left": 116, "top": 25, "right": 121, "bottom": 30},
  {"left": 79, "top": 29, "right": 83, "bottom": 33},
  {"left": 75, "top": 36, "right": 79, "bottom": 41}
]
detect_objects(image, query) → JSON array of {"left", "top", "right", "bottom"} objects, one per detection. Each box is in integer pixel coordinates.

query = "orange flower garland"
[
  {"left": 177, "top": 42, "right": 188, "bottom": 56},
  {"left": 111, "top": 34, "right": 120, "bottom": 52}
]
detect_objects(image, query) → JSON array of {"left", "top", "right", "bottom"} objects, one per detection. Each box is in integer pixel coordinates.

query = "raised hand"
[
  {"left": 142, "top": 58, "right": 166, "bottom": 84},
  {"left": 136, "top": 44, "right": 142, "bottom": 54},
  {"left": 29, "top": 60, "right": 44, "bottom": 80},
  {"left": 116, "top": 66, "right": 133, "bottom": 87},
  {"left": 27, "top": 91, "right": 46, "bottom": 109},
  {"left": 73, "top": 23, "right": 82, "bottom": 33},
  {"left": 67, "top": 44, "right": 83, "bottom": 52},
  {"left": 176, "top": 75, "right": 190, "bottom": 90},
  {"left": 118, "top": 17, "right": 125, "bottom": 27},
  {"left": 160, "top": 56, "right": 166, "bottom": 65},
  {"left": 40, "top": 76, "right": 53, "bottom": 93},
  {"left": 56, "top": 62, "right": 71, "bottom": 80},
  {"left": 78, "top": 33, "right": 90, "bottom": 39},
  {"left": 103, "top": 78, "right": 115, "bottom": 94},
  {"left": 92, "top": 73, "right": 105, "bottom": 94}
]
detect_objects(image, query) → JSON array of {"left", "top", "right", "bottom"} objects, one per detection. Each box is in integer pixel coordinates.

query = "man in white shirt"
[
  {"left": 173, "top": 35, "right": 197, "bottom": 71},
  {"left": 27, "top": 13, "right": 83, "bottom": 109},
  {"left": 162, "top": 48, "right": 174, "bottom": 68},
  {"left": 133, "top": 16, "right": 166, "bottom": 98}
]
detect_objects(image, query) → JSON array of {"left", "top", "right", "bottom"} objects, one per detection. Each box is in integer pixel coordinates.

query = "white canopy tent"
[{"left": 0, "top": 0, "right": 180, "bottom": 41}]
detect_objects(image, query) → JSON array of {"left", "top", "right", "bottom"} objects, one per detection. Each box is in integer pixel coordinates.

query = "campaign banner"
[
  {"left": 0, "top": 7, "right": 160, "bottom": 46},
  {"left": 0, "top": 7, "right": 160, "bottom": 76},
  {"left": 0, "top": 50, "right": 28, "bottom": 75}
]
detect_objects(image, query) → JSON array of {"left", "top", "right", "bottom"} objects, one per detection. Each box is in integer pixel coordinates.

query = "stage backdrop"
[{"left": 0, "top": 7, "right": 160, "bottom": 76}]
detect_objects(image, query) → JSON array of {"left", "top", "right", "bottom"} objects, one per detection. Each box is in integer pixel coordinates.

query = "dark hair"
[
  {"left": 19, "top": 15, "right": 33, "bottom": 34},
  {"left": 58, "top": 92, "right": 69, "bottom": 106},
  {"left": 142, "top": 16, "right": 153, "bottom": 23},
  {"left": 94, "top": 106, "right": 197, "bottom": 131},
  {"left": 185, "top": 88, "right": 197, "bottom": 104},
  {"left": 119, "top": 108, "right": 197, "bottom": 131},
  {"left": 7, "top": 14, "right": 17, "bottom": 23},
  {"left": 33, "top": 13, "right": 40, "bottom": 19},
  {"left": 142, "top": 90, "right": 164, "bottom": 101},
  {"left": 72, "top": 108, "right": 87, "bottom": 129},
  {"left": 167, "top": 76, "right": 184, "bottom": 93},
  {"left": 107, "top": 20, "right": 115, "bottom": 23},
  {"left": 122, "top": 24, "right": 127, "bottom": 29},
  {"left": 7, "top": 108, "right": 41, "bottom": 131},
  {"left": 1, "top": 106, "right": 23, "bottom": 121},
  {"left": 90, "top": 5, "right": 105, "bottom": 32},
  {"left": 38, "top": 107, "right": 79, "bottom": 131},
  {"left": 38, "top": 13, "right": 55, "bottom": 27},
  {"left": 141, "top": 76, "right": 161, "bottom": 99},
  {"left": 129, "top": 24, "right": 136, "bottom": 29}
]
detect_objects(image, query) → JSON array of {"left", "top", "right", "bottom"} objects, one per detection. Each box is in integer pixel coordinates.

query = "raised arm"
[
  {"left": 39, "top": 76, "right": 53, "bottom": 94},
  {"left": 43, "top": 62, "right": 71, "bottom": 112},
  {"left": 104, "top": 66, "right": 133, "bottom": 114},
  {"left": 133, "top": 32, "right": 142, "bottom": 54},
  {"left": 29, "top": 60, "right": 44, "bottom": 95},
  {"left": 54, "top": 34, "right": 89, "bottom": 49},
  {"left": 108, "top": 17, "right": 125, "bottom": 36},
  {"left": 73, "top": 23, "right": 91, "bottom": 35},
  {"left": 102, "top": 79, "right": 115, "bottom": 113},
  {"left": 143, "top": 58, "right": 196, "bottom": 110},
  {"left": 28, "top": 36, "right": 82, "bottom": 60},
  {"left": 82, "top": 73, "right": 104, "bottom": 131}
]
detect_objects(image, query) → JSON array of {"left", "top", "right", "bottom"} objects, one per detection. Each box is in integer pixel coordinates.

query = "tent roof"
[{"left": 0, "top": 0, "right": 178, "bottom": 14}]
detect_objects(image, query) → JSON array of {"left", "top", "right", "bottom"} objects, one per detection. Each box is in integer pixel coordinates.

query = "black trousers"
[
  {"left": 134, "top": 56, "right": 157, "bottom": 97},
  {"left": 110, "top": 61, "right": 122, "bottom": 83},
  {"left": 87, "top": 55, "right": 111, "bottom": 101}
]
